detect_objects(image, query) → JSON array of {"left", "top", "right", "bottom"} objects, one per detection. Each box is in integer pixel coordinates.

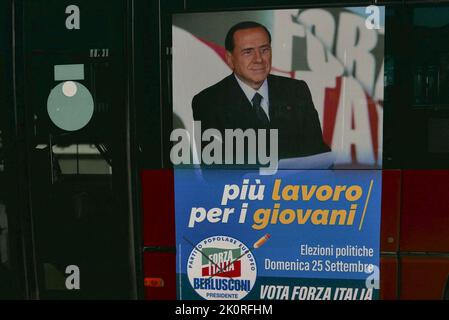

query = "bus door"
[{"left": 13, "top": 0, "right": 138, "bottom": 299}]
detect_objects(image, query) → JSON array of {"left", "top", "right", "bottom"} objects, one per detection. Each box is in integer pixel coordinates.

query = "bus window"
[{"left": 412, "top": 6, "right": 449, "bottom": 108}]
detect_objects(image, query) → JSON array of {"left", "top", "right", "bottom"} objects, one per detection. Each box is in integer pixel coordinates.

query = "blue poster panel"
[{"left": 175, "top": 169, "right": 381, "bottom": 300}]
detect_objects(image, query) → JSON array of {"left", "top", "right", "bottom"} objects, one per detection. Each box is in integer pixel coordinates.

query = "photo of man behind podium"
[{"left": 192, "top": 21, "right": 331, "bottom": 167}]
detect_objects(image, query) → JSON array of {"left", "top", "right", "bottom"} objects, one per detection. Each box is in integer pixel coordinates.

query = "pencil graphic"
[{"left": 253, "top": 233, "right": 271, "bottom": 248}]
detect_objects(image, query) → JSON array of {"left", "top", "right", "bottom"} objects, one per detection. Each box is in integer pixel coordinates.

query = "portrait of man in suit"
[{"left": 192, "top": 21, "right": 331, "bottom": 160}]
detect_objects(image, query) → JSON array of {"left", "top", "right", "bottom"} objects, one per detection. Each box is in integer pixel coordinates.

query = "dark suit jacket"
[{"left": 192, "top": 74, "right": 330, "bottom": 160}]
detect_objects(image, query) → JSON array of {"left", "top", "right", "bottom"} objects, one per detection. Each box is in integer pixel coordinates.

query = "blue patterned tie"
[{"left": 252, "top": 92, "right": 269, "bottom": 126}]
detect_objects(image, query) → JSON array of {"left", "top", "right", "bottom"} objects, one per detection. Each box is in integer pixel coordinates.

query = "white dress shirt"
[{"left": 234, "top": 74, "right": 270, "bottom": 120}]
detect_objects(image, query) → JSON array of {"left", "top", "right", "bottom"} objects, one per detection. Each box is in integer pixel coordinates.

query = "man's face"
[{"left": 226, "top": 27, "right": 272, "bottom": 90}]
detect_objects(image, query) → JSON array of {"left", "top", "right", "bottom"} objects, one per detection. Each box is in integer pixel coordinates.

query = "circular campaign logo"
[{"left": 187, "top": 235, "right": 257, "bottom": 300}]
